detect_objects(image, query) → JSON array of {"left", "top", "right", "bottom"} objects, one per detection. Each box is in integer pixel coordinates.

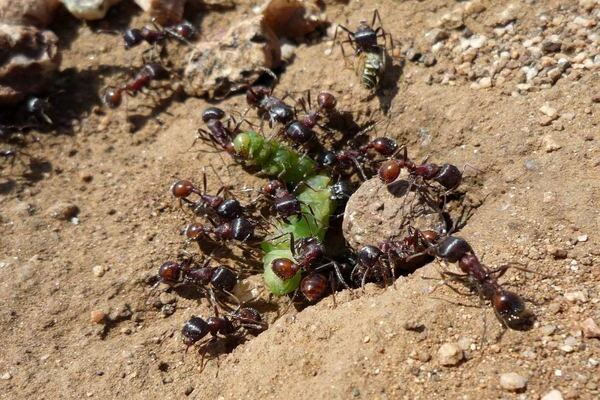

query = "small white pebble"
[
  {"left": 500, "top": 372, "right": 528, "bottom": 391},
  {"left": 577, "top": 234, "right": 588, "bottom": 242},
  {"left": 0, "top": 372, "right": 11, "bottom": 380},
  {"left": 541, "top": 389, "right": 563, "bottom": 400},
  {"left": 92, "top": 265, "right": 105, "bottom": 277},
  {"left": 438, "top": 342, "right": 464, "bottom": 366}
]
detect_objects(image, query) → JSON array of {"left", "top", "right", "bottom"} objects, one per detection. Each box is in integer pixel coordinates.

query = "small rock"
[
  {"left": 0, "top": 372, "right": 11, "bottom": 380},
  {"left": 262, "top": 0, "right": 326, "bottom": 39},
  {"left": 541, "top": 41, "right": 562, "bottom": 54},
  {"left": 90, "top": 310, "right": 107, "bottom": 324},
  {"left": 539, "top": 104, "right": 558, "bottom": 117},
  {"left": 581, "top": 318, "right": 600, "bottom": 338},
  {"left": 420, "top": 53, "right": 437, "bottom": 67},
  {"left": 591, "top": 94, "right": 600, "bottom": 103},
  {"left": 424, "top": 28, "right": 449, "bottom": 45},
  {"left": 541, "top": 324, "right": 557, "bottom": 336},
  {"left": 0, "top": 0, "right": 60, "bottom": 27},
  {"left": 133, "top": 0, "right": 184, "bottom": 24},
  {"left": 478, "top": 76, "right": 492, "bottom": 88},
  {"left": 92, "top": 265, "right": 105, "bottom": 277},
  {"left": 541, "top": 389, "right": 563, "bottom": 400},
  {"left": 438, "top": 342, "right": 464, "bottom": 366},
  {"left": 457, "top": 336, "right": 473, "bottom": 351},
  {"left": 0, "top": 23, "right": 60, "bottom": 105},
  {"left": 500, "top": 372, "right": 528, "bottom": 391},
  {"left": 184, "top": 386, "right": 194, "bottom": 396},
  {"left": 280, "top": 40, "right": 296, "bottom": 62},
  {"left": 47, "top": 202, "right": 79, "bottom": 220},
  {"left": 542, "top": 135, "right": 561, "bottom": 152},
  {"left": 564, "top": 291, "right": 588, "bottom": 303},
  {"left": 60, "top": 0, "right": 122, "bottom": 20},
  {"left": 363, "top": 336, "right": 370, "bottom": 343},
  {"left": 576, "top": 234, "right": 588, "bottom": 242},
  {"left": 547, "top": 245, "right": 567, "bottom": 259},
  {"left": 184, "top": 16, "right": 281, "bottom": 98},
  {"left": 491, "top": 4, "right": 519, "bottom": 26}
]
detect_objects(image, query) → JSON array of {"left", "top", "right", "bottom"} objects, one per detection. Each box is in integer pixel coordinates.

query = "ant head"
[
  {"left": 378, "top": 159, "right": 401, "bottom": 184},
  {"left": 173, "top": 21, "right": 196, "bottom": 39},
  {"left": 263, "top": 179, "right": 285, "bottom": 196},
  {"left": 493, "top": 290, "right": 535, "bottom": 331},
  {"left": 102, "top": 87, "right": 123, "bottom": 109},
  {"left": 317, "top": 91, "right": 337, "bottom": 110},
  {"left": 171, "top": 179, "right": 196, "bottom": 198},
  {"left": 246, "top": 86, "right": 269, "bottom": 106},
  {"left": 182, "top": 316, "right": 210, "bottom": 345},
  {"left": 158, "top": 261, "right": 182, "bottom": 284},
  {"left": 184, "top": 223, "right": 204, "bottom": 240},
  {"left": 358, "top": 245, "right": 382, "bottom": 267},
  {"left": 271, "top": 258, "right": 300, "bottom": 280}
]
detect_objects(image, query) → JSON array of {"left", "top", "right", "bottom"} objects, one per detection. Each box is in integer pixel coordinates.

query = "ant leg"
[{"left": 329, "top": 270, "right": 337, "bottom": 308}]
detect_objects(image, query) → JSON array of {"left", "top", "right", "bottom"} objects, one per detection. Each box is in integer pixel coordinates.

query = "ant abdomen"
[
  {"left": 431, "top": 236, "right": 472, "bottom": 263},
  {"left": 202, "top": 107, "right": 225, "bottom": 123},
  {"left": 210, "top": 266, "right": 237, "bottom": 292},
  {"left": 158, "top": 261, "right": 182, "bottom": 284},
  {"left": 216, "top": 199, "right": 244, "bottom": 220},
  {"left": 182, "top": 316, "right": 210, "bottom": 346},
  {"left": 493, "top": 290, "right": 534, "bottom": 330},
  {"left": 434, "top": 164, "right": 462, "bottom": 190}
]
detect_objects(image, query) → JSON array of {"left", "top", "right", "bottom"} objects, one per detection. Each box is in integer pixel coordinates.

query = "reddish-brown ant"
[
  {"left": 418, "top": 234, "right": 535, "bottom": 330},
  {"left": 170, "top": 175, "right": 244, "bottom": 222},
  {"left": 123, "top": 20, "right": 196, "bottom": 49},
  {"left": 182, "top": 307, "right": 267, "bottom": 369},
  {"left": 194, "top": 106, "right": 240, "bottom": 154},
  {"left": 378, "top": 147, "right": 462, "bottom": 192},
  {"left": 102, "top": 63, "right": 170, "bottom": 109}
]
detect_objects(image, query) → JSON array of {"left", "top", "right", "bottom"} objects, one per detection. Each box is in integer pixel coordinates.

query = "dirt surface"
[{"left": 1, "top": 1, "right": 600, "bottom": 399}]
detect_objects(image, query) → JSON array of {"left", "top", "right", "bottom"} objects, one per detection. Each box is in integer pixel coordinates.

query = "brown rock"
[
  {"left": 0, "top": 23, "right": 60, "bottom": 105},
  {"left": 581, "top": 318, "right": 600, "bottom": 338},
  {"left": 184, "top": 16, "right": 281, "bottom": 99},
  {"left": 342, "top": 177, "right": 444, "bottom": 252},
  {"left": 90, "top": 310, "right": 107, "bottom": 324},
  {"left": 263, "top": 0, "right": 326, "bottom": 39},
  {"left": 46, "top": 202, "right": 79, "bottom": 220},
  {"left": 0, "top": 0, "right": 60, "bottom": 27},
  {"left": 133, "top": 0, "right": 184, "bottom": 25}
]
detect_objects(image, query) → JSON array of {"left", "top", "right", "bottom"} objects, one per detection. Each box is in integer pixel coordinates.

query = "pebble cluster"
[{"left": 409, "top": 1, "right": 599, "bottom": 93}]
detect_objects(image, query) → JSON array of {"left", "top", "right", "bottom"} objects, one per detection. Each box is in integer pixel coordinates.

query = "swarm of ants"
[{"left": 120, "top": 11, "right": 538, "bottom": 370}]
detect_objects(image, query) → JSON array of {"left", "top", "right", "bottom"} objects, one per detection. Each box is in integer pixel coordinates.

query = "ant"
[
  {"left": 183, "top": 216, "right": 258, "bottom": 245},
  {"left": 333, "top": 10, "right": 393, "bottom": 91},
  {"left": 157, "top": 257, "right": 240, "bottom": 307},
  {"left": 246, "top": 86, "right": 295, "bottom": 128},
  {"left": 317, "top": 148, "right": 370, "bottom": 181},
  {"left": 419, "top": 233, "right": 535, "bottom": 330},
  {"left": 123, "top": 20, "right": 196, "bottom": 49},
  {"left": 360, "top": 137, "right": 398, "bottom": 157},
  {"left": 271, "top": 235, "right": 352, "bottom": 293},
  {"left": 170, "top": 175, "right": 244, "bottom": 222},
  {"left": 259, "top": 179, "right": 321, "bottom": 225},
  {"left": 194, "top": 106, "right": 240, "bottom": 154},
  {"left": 378, "top": 147, "right": 462, "bottom": 193},
  {"left": 102, "top": 63, "right": 170, "bottom": 109},
  {"left": 182, "top": 307, "right": 267, "bottom": 370}
]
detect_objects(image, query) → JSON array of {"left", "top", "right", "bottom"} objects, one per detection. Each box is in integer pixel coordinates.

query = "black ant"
[
  {"left": 194, "top": 106, "right": 239, "bottom": 154},
  {"left": 157, "top": 257, "right": 240, "bottom": 307},
  {"left": 246, "top": 86, "right": 295, "bottom": 128},
  {"left": 182, "top": 307, "right": 267, "bottom": 369},
  {"left": 102, "top": 63, "right": 170, "bottom": 109},
  {"left": 317, "top": 148, "right": 370, "bottom": 181},
  {"left": 183, "top": 217, "right": 258, "bottom": 244},
  {"left": 123, "top": 20, "right": 196, "bottom": 49},
  {"left": 378, "top": 147, "right": 462, "bottom": 193},
  {"left": 170, "top": 176, "right": 244, "bottom": 222},
  {"left": 333, "top": 10, "right": 393, "bottom": 91},
  {"left": 418, "top": 233, "right": 535, "bottom": 330}
]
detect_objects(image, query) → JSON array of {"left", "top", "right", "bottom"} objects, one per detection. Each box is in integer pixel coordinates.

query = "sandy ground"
[{"left": 1, "top": 1, "right": 599, "bottom": 399}]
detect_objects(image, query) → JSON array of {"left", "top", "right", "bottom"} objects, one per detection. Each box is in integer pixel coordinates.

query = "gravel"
[{"left": 437, "top": 342, "right": 464, "bottom": 366}]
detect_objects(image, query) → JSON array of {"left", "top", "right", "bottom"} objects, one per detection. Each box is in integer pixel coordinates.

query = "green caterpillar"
[
  {"left": 233, "top": 131, "right": 316, "bottom": 185},
  {"left": 232, "top": 131, "right": 334, "bottom": 295}
]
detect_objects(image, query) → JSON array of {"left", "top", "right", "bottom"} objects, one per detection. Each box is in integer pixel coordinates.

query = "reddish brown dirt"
[{"left": 1, "top": 1, "right": 599, "bottom": 399}]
